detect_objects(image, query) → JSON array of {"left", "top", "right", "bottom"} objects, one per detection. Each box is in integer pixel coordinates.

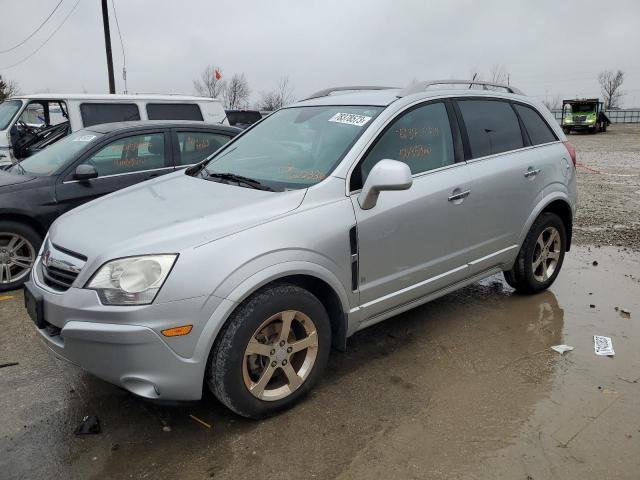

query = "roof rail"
[
  {"left": 398, "top": 80, "right": 524, "bottom": 97},
  {"left": 304, "top": 86, "right": 396, "bottom": 100}
]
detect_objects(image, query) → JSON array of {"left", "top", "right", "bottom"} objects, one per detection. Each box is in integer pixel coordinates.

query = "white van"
[{"left": 0, "top": 93, "right": 227, "bottom": 164}]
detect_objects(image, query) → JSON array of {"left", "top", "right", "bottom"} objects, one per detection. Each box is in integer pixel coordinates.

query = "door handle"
[
  {"left": 448, "top": 190, "right": 471, "bottom": 202},
  {"left": 524, "top": 168, "right": 541, "bottom": 178}
]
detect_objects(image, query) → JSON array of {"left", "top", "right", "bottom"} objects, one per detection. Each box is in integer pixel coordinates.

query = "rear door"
[
  {"left": 171, "top": 128, "right": 237, "bottom": 168},
  {"left": 455, "top": 98, "right": 541, "bottom": 274},
  {"left": 350, "top": 100, "right": 473, "bottom": 318},
  {"left": 55, "top": 130, "right": 173, "bottom": 215}
]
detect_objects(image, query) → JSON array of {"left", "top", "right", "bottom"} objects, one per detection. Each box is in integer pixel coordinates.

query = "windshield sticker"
[
  {"left": 328, "top": 112, "right": 372, "bottom": 127},
  {"left": 73, "top": 135, "right": 97, "bottom": 142}
]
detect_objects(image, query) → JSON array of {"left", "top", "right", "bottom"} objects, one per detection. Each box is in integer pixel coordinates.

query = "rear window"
[
  {"left": 457, "top": 99, "right": 524, "bottom": 158},
  {"left": 514, "top": 104, "right": 557, "bottom": 145},
  {"left": 80, "top": 103, "right": 140, "bottom": 127},
  {"left": 147, "top": 103, "right": 203, "bottom": 121},
  {"left": 226, "top": 111, "right": 262, "bottom": 126}
]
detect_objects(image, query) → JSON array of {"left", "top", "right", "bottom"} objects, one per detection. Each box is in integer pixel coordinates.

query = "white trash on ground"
[
  {"left": 551, "top": 345, "right": 575, "bottom": 354},
  {"left": 594, "top": 336, "right": 615, "bottom": 356}
]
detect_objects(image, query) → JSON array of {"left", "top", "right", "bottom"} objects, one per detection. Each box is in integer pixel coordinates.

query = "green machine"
[{"left": 561, "top": 98, "right": 610, "bottom": 134}]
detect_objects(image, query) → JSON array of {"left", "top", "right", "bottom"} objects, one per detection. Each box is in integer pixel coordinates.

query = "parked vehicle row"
[
  {"left": 0, "top": 94, "right": 228, "bottom": 164},
  {"left": 0, "top": 121, "right": 239, "bottom": 290},
  {"left": 22, "top": 80, "right": 576, "bottom": 418}
]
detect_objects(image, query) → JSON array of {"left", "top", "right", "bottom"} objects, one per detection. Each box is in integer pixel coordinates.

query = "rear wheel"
[
  {"left": 207, "top": 284, "right": 331, "bottom": 418},
  {"left": 504, "top": 213, "right": 566, "bottom": 294},
  {"left": 0, "top": 222, "right": 41, "bottom": 291}
]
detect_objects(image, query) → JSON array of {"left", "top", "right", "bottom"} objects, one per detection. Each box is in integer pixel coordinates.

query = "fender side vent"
[{"left": 349, "top": 226, "right": 358, "bottom": 291}]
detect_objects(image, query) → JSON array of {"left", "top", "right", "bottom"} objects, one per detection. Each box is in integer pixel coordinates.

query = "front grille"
[
  {"left": 41, "top": 264, "right": 79, "bottom": 292},
  {"left": 573, "top": 115, "right": 587, "bottom": 123}
]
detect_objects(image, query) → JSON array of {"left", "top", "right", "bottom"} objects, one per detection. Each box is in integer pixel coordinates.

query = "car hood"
[
  {"left": 0, "top": 170, "right": 36, "bottom": 187},
  {"left": 49, "top": 171, "right": 306, "bottom": 259}
]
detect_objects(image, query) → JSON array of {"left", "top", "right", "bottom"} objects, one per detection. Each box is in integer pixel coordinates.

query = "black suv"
[{"left": 0, "top": 120, "right": 240, "bottom": 290}]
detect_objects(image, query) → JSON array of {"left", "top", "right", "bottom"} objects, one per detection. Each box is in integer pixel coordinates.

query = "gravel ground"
[{"left": 571, "top": 123, "right": 640, "bottom": 250}]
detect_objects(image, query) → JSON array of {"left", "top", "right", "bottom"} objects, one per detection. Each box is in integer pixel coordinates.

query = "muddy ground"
[
  {"left": 1, "top": 125, "right": 639, "bottom": 480},
  {"left": 572, "top": 124, "right": 640, "bottom": 250}
]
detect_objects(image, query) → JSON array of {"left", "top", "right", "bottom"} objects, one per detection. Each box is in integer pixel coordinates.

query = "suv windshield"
[
  {"left": 0, "top": 100, "right": 22, "bottom": 130},
  {"left": 10, "top": 129, "right": 102, "bottom": 176},
  {"left": 570, "top": 104, "right": 596, "bottom": 113},
  {"left": 200, "top": 105, "right": 382, "bottom": 190}
]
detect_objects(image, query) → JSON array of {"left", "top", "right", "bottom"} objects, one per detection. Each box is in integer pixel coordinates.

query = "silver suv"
[{"left": 24, "top": 80, "right": 577, "bottom": 418}]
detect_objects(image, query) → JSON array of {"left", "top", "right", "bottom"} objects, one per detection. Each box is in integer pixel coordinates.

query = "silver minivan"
[{"left": 24, "top": 80, "right": 577, "bottom": 418}]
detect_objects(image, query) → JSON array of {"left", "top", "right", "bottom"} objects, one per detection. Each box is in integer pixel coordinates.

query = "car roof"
[
  {"left": 12, "top": 93, "right": 222, "bottom": 103},
  {"left": 83, "top": 120, "right": 241, "bottom": 135},
  {"left": 293, "top": 82, "right": 530, "bottom": 108}
]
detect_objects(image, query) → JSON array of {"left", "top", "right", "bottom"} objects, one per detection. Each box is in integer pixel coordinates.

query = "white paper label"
[
  {"left": 329, "top": 112, "right": 372, "bottom": 127},
  {"left": 594, "top": 335, "right": 615, "bottom": 356},
  {"left": 73, "top": 135, "right": 97, "bottom": 142}
]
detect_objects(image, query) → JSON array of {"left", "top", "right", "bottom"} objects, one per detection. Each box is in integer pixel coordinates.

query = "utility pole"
[{"left": 101, "top": 0, "right": 116, "bottom": 94}]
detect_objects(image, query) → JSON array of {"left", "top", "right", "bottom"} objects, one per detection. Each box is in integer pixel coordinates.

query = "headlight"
[
  {"left": 587, "top": 118, "right": 596, "bottom": 124},
  {"left": 86, "top": 254, "right": 177, "bottom": 305}
]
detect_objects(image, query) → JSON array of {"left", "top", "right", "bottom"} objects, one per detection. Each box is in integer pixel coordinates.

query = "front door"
[
  {"left": 349, "top": 101, "right": 473, "bottom": 319},
  {"left": 55, "top": 131, "right": 173, "bottom": 215}
]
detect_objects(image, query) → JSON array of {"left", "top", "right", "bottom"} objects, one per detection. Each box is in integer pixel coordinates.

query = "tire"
[
  {"left": 0, "top": 221, "right": 42, "bottom": 291},
  {"left": 207, "top": 284, "right": 331, "bottom": 418},
  {"left": 503, "top": 212, "right": 567, "bottom": 295},
  {"left": 562, "top": 127, "right": 571, "bottom": 135}
]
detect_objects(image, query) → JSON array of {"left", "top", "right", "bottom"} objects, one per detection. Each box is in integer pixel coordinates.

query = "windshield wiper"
[{"left": 206, "top": 172, "right": 275, "bottom": 191}]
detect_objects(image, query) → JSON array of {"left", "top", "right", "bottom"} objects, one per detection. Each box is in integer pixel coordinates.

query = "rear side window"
[
  {"left": 353, "top": 102, "right": 454, "bottom": 189},
  {"left": 176, "top": 131, "right": 232, "bottom": 165},
  {"left": 514, "top": 104, "right": 557, "bottom": 145},
  {"left": 457, "top": 100, "right": 523, "bottom": 158},
  {"left": 226, "top": 111, "right": 261, "bottom": 126},
  {"left": 80, "top": 103, "right": 140, "bottom": 127},
  {"left": 147, "top": 103, "right": 203, "bottom": 121}
]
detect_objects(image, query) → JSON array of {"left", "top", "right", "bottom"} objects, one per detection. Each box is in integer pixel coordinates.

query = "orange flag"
[{"left": 214, "top": 69, "right": 222, "bottom": 80}]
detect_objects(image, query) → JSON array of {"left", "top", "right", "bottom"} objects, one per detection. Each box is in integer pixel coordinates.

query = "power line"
[
  {"left": 0, "top": 0, "right": 65, "bottom": 54},
  {"left": 0, "top": 0, "right": 81, "bottom": 71},
  {"left": 111, "top": 0, "right": 127, "bottom": 93}
]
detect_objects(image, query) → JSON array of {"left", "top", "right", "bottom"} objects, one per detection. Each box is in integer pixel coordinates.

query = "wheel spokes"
[
  {"left": 290, "top": 331, "right": 318, "bottom": 354},
  {"left": 250, "top": 363, "right": 276, "bottom": 398},
  {"left": 245, "top": 338, "right": 274, "bottom": 357},
  {"left": 278, "top": 310, "right": 295, "bottom": 342},
  {"left": 281, "top": 363, "right": 302, "bottom": 391}
]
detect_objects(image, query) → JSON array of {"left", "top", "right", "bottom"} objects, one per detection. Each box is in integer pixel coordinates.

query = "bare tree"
[
  {"left": 258, "top": 76, "right": 295, "bottom": 111},
  {"left": 488, "top": 64, "right": 509, "bottom": 85},
  {"left": 224, "top": 73, "right": 251, "bottom": 109},
  {"left": 542, "top": 94, "right": 561, "bottom": 111},
  {"left": 0, "top": 75, "right": 21, "bottom": 102},
  {"left": 193, "top": 65, "right": 226, "bottom": 99},
  {"left": 598, "top": 70, "right": 625, "bottom": 109}
]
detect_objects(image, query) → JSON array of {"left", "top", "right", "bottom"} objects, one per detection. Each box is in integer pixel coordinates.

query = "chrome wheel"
[
  {"left": 0, "top": 233, "right": 36, "bottom": 285},
  {"left": 243, "top": 310, "right": 319, "bottom": 401},
  {"left": 532, "top": 226, "right": 561, "bottom": 283}
]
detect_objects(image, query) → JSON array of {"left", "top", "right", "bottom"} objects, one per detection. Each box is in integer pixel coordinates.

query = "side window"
[
  {"left": 457, "top": 99, "right": 523, "bottom": 158},
  {"left": 147, "top": 103, "right": 204, "bottom": 121},
  {"left": 80, "top": 103, "right": 140, "bottom": 127},
  {"left": 85, "top": 133, "right": 167, "bottom": 177},
  {"left": 176, "top": 131, "right": 232, "bottom": 165},
  {"left": 353, "top": 102, "right": 455, "bottom": 190},
  {"left": 514, "top": 104, "right": 557, "bottom": 145}
]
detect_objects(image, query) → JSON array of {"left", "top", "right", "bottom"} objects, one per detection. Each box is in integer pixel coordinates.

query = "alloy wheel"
[
  {"left": 532, "top": 226, "right": 561, "bottom": 283},
  {"left": 0, "top": 233, "right": 36, "bottom": 285},
  {"left": 243, "top": 310, "right": 319, "bottom": 401}
]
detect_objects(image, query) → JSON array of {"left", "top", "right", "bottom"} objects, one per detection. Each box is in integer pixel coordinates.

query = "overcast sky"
[{"left": 1, "top": 0, "right": 639, "bottom": 107}]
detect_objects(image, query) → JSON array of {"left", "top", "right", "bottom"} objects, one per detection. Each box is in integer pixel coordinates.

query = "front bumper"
[{"left": 25, "top": 259, "right": 230, "bottom": 401}]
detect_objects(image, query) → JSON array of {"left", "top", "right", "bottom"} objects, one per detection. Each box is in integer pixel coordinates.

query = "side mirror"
[
  {"left": 358, "top": 159, "right": 413, "bottom": 210},
  {"left": 74, "top": 164, "right": 98, "bottom": 181}
]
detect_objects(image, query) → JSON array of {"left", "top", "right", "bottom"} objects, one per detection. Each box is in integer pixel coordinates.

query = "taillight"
[{"left": 563, "top": 141, "right": 576, "bottom": 166}]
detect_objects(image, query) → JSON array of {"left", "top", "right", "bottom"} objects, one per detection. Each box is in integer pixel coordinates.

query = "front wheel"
[
  {"left": 504, "top": 212, "right": 566, "bottom": 294},
  {"left": 0, "top": 221, "right": 42, "bottom": 291},
  {"left": 207, "top": 284, "right": 331, "bottom": 418}
]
